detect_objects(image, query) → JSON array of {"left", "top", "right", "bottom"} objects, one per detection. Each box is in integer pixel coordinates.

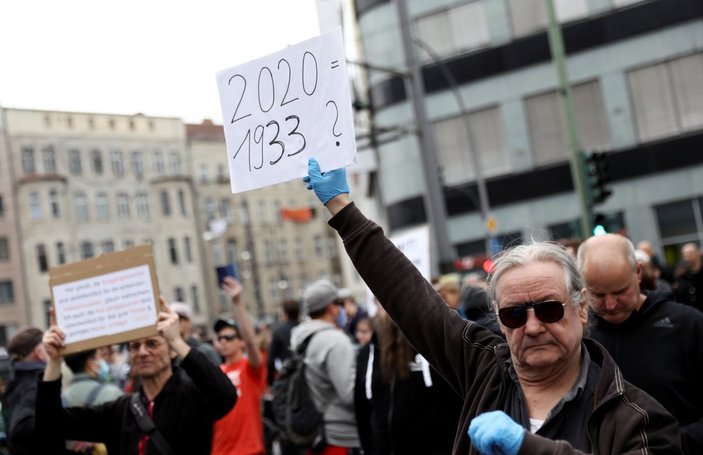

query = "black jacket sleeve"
[{"left": 179, "top": 346, "right": 237, "bottom": 419}]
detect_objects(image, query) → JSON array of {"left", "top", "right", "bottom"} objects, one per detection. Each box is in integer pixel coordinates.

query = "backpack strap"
[
  {"left": 84, "top": 383, "right": 106, "bottom": 406},
  {"left": 295, "top": 328, "right": 334, "bottom": 356},
  {"left": 129, "top": 394, "right": 175, "bottom": 455}
]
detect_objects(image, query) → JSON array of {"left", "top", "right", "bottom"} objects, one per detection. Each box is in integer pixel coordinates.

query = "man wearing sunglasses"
[
  {"left": 211, "top": 276, "right": 267, "bottom": 455},
  {"left": 36, "top": 298, "right": 237, "bottom": 454},
  {"left": 578, "top": 234, "right": 703, "bottom": 454},
  {"left": 304, "top": 158, "right": 681, "bottom": 455}
]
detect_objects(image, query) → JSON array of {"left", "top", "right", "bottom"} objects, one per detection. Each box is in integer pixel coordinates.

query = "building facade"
[
  {"left": 3, "top": 109, "right": 208, "bottom": 329},
  {"left": 188, "top": 120, "right": 346, "bottom": 320},
  {"left": 0, "top": 108, "right": 29, "bottom": 344},
  {"left": 352, "top": 0, "right": 703, "bottom": 266}
]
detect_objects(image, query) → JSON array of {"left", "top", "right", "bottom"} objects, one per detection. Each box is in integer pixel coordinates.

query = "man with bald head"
[{"left": 578, "top": 234, "right": 703, "bottom": 453}]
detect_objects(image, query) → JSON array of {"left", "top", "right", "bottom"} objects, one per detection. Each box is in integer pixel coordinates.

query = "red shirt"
[{"left": 211, "top": 358, "right": 266, "bottom": 455}]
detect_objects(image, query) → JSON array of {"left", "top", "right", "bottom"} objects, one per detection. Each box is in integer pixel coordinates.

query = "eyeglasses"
[
  {"left": 217, "top": 334, "right": 239, "bottom": 342},
  {"left": 498, "top": 300, "right": 567, "bottom": 329},
  {"left": 128, "top": 339, "right": 163, "bottom": 353}
]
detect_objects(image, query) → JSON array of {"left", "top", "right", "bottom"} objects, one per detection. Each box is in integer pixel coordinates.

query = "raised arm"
[{"left": 221, "top": 276, "right": 261, "bottom": 369}]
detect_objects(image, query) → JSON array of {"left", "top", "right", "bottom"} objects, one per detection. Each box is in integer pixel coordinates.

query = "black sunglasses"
[
  {"left": 498, "top": 300, "right": 567, "bottom": 329},
  {"left": 217, "top": 334, "right": 239, "bottom": 342}
]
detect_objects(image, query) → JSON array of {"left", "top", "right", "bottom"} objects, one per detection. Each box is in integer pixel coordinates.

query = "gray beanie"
[{"left": 304, "top": 280, "right": 338, "bottom": 315}]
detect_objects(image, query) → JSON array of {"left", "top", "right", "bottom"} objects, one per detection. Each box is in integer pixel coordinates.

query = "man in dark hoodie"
[
  {"left": 1, "top": 327, "right": 46, "bottom": 455},
  {"left": 578, "top": 233, "right": 703, "bottom": 454}
]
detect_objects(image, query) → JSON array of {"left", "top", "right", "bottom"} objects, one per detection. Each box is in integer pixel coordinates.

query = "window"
[
  {"left": 160, "top": 191, "right": 171, "bottom": 216},
  {"left": 174, "top": 286, "right": 184, "bottom": 302},
  {"left": 0, "top": 195, "right": 4, "bottom": 218},
  {"left": 217, "top": 164, "right": 226, "bottom": 181},
  {"left": 314, "top": 234, "right": 324, "bottom": 257},
  {"left": 416, "top": 1, "right": 489, "bottom": 61},
  {"left": 184, "top": 237, "right": 193, "bottom": 263},
  {"left": 264, "top": 239, "right": 274, "bottom": 264},
  {"left": 68, "top": 149, "right": 82, "bottom": 175},
  {"left": 508, "top": 0, "right": 588, "bottom": 37},
  {"left": 42, "top": 146, "right": 56, "bottom": 174},
  {"left": 273, "top": 200, "right": 282, "bottom": 224},
  {"left": 30, "top": 192, "right": 42, "bottom": 220},
  {"left": 56, "top": 242, "right": 66, "bottom": 265},
  {"left": 279, "top": 239, "right": 289, "bottom": 263},
  {"left": 258, "top": 201, "right": 267, "bottom": 224},
  {"left": 226, "top": 238, "right": 238, "bottom": 265},
  {"left": 153, "top": 151, "right": 165, "bottom": 175},
  {"left": 0, "top": 281, "right": 14, "bottom": 305},
  {"left": 628, "top": 53, "right": 703, "bottom": 142},
  {"left": 190, "top": 285, "right": 200, "bottom": 314},
  {"left": 91, "top": 149, "right": 103, "bottom": 174},
  {"left": 21, "top": 146, "right": 35, "bottom": 173},
  {"left": 205, "top": 198, "right": 216, "bottom": 222},
  {"left": 101, "top": 240, "right": 115, "bottom": 254},
  {"left": 434, "top": 106, "right": 510, "bottom": 185},
  {"left": 295, "top": 237, "right": 304, "bottom": 261},
  {"left": 169, "top": 151, "right": 182, "bottom": 175},
  {"left": 74, "top": 192, "right": 89, "bottom": 221},
  {"left": 168, "top": 238, "right": 179, "bottom": 264},
  {"left": 49, "top": 189, "right": 61, "bottom": 218},
  {"left": 124, "top": 240, "right": 134, "bottom": 248},
  {"left": 220, "top": 199, "right": 231, "bottom": 221},
  {"left": 116, "top": 193, "right": 130, "bottom": 219},
  {"left": 36, "top": 244, "right": 48, "bottom": 272},
  {"left": 525, "top": 80, "right": 610, "bottom": 165},
  {"left": 241, "top": 201, "right": 250, "bottom": 225},
  {"left": 96, "top": 192, "right": 109, "bottom": 220},
  {"left": 136, "top": 192, "right": 150, "bottom": 219},
  {"left": 199, "top": 164, "right": 209, "bottom": 183},
  {"left": 0, "top": 237, "right": 8, "bottom": 261},
  {"left": 111, "top": 150, "right": 124, "bottom": 176},
  {"left": 131, "top": 151, "right": 144, "bottom": 176},
  {"left": 178, "top": 190, "right": 187, "bottom": 216},
  {"left": 80, "top": 241, "right": 94, "bottom": 259}
]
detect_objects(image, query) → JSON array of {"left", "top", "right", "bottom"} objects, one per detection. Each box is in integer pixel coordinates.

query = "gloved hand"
[
  {"left": 468, "top": 410, "right": 525, "bottom": 455},
  {"left": 303, "top": 158, "right": 349, "bottom": 205}
]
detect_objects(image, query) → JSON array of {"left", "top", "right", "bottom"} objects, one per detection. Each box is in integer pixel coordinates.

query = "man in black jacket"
[
  {"left": 37, "top": 298, "right": 237, "bottom": 455},
  {"left": 1, "top": 327, "right": 46, "bottom": 455},
  {"left": 578, "top": 234, "right": 703, "bottom": 454}
]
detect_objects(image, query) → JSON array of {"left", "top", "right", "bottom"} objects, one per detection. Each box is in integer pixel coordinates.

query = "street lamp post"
[{"left": 395, "top": 0, "right": 455, "bottom": 274}]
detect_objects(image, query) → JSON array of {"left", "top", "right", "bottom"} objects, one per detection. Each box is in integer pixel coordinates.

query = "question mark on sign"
[{"left": 326, "top": 100, "right": 341, "bottom": 147}]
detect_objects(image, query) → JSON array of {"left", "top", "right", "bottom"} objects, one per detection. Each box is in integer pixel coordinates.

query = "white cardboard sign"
[
  {"left": 216, "top": 27, "right": 357, "bottom": 193},
  {"left": 52, "top": 264, "right": 158, "bottom": 344},
  {"left": 390, "top": 225, "right": 431, "bottom": 281}
]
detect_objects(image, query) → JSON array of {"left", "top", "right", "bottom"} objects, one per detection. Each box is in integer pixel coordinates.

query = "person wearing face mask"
[
  {"left": 62, "top": 348, "right": 124, "bottom": 455},
  {"left": 290, "top": 280, "right": 360, "bottom": 454}
]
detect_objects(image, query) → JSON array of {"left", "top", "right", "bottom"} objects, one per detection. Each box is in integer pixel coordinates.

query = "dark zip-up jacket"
[
  {"left": 330, "top": 203, "right": 681, "bottom": 455},
  {"left": 589, "top": 291, "right": 703, "bottom": 453},
  {"left": 1, "top": 360, "right": 45, "bottom": 455},
  {"left": 36, "top": 348, "right": 237, "bottom": 455}
]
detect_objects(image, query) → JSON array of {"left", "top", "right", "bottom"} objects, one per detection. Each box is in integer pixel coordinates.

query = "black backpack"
[{"left": 271, "top": 330, "right": 327, "bottom": 451}]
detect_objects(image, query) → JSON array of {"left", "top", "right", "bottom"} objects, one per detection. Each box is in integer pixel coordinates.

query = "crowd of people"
[{"left": 0, "top": 158, "right": 701, "bottom": 454}]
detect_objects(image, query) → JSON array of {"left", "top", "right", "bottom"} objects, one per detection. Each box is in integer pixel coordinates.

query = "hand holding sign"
[{"left": 216, "top": 27, "right": 357, "bottom": 193}]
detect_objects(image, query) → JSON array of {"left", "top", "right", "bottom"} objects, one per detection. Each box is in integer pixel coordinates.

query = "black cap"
[{"left": 214, "top": 317, "right": 238, "bottom": 333}]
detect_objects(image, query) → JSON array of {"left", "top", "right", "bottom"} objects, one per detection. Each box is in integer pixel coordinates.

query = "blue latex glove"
[
  {"left": 303, "top": 158, "right": 349, "bottom": 205},
  {"left": 468, "top": 410, "right": 525, "bottom": 455}
]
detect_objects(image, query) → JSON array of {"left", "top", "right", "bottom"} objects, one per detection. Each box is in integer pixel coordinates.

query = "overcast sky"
[{"left": 0, "top": 0, "right": 321, "bottom": 123}]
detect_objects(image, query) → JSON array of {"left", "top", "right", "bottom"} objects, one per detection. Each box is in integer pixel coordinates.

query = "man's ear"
[
  {"left": 578, "top": 288, "right": 589, "bottom": 325},
  {"left": 169, "top": 349, "right": 178, "bottom": 360},
  {"left": 34, "top": 343, "right": 48, "bottom": 362}
]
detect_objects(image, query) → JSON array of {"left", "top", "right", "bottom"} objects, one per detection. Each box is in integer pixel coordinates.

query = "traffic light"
[
  {"left": 579, "top": 151, "right": 612, "bottom": 207},
  {"left": 592, "top": 212, "right": 608, "bottom": 236}
]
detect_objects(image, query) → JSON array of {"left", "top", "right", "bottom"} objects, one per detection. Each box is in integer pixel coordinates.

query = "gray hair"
[{"left": 487, "top": 242, "right": 585, "bottom": 313}]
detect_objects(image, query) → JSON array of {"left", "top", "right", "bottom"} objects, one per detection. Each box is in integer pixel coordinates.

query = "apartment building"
[
  {"left": 350, "top": 0, "right": 703, "bottom": 265},
  {"left": 3, "top": 109, "right": 208, "bottom": 328}
]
